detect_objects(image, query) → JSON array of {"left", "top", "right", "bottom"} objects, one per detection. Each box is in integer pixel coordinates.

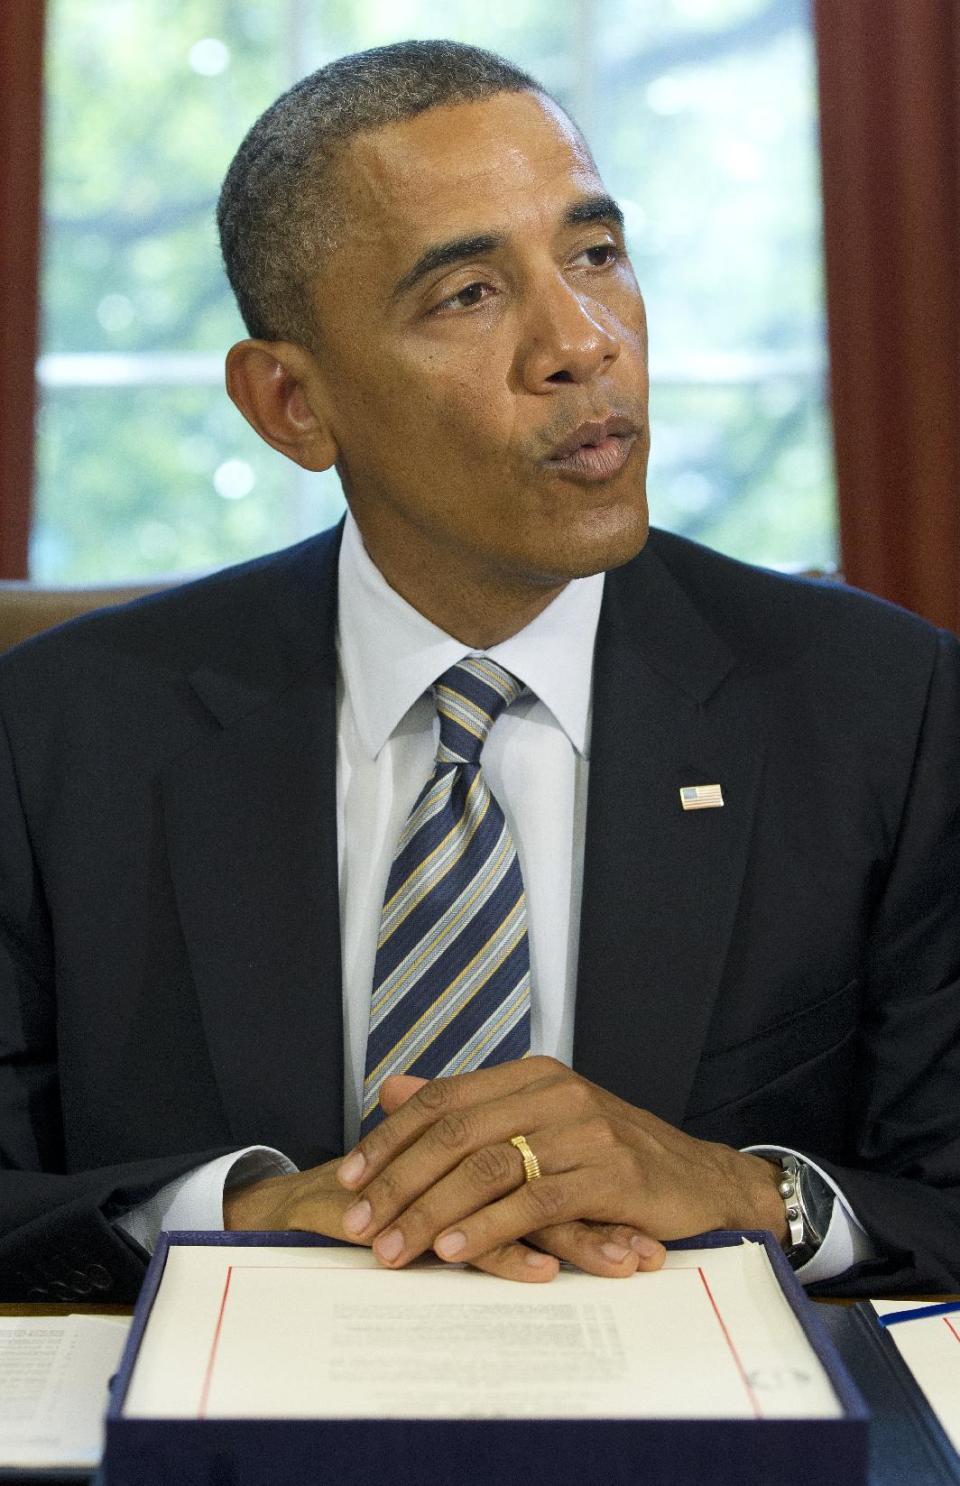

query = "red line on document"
[
  {"left": 198, "top": 1264, "right": 234, "bottom": 1419},
  {"left": 945, "top": 1318, "right": 960, "bottom": 1345},
  {"left": 696, "top": 1266, "right": 763, "bottom": 1418}
]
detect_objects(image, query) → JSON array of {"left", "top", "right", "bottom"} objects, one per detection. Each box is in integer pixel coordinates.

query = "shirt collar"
[{"left": 336, "top": 511, "right": 603, "bottom": 760}]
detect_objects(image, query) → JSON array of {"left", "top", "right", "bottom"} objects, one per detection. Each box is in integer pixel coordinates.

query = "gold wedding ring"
[{"left": 510, "top": 1133, "right": 542, "bottom": 1183}]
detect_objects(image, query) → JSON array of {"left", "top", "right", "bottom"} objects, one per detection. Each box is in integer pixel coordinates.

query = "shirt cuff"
[
  {"left": 112, "top": 1146, "right": 298, "bottom": 1255},
  {"left": 742, "top": 1143, "right": 876, "bottom": 1285}
]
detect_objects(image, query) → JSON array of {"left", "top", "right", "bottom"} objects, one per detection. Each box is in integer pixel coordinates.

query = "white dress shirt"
[
  {"left": 118, "top": 513, "right": 872, "bottom": 1284},
  {"left": 336, "top": 511, "right": 599, "bottom": 1144}
]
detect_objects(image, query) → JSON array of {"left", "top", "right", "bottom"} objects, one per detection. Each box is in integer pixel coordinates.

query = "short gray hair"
[{"left": 217, "top": 39, "right": 541, "bottom": 346}]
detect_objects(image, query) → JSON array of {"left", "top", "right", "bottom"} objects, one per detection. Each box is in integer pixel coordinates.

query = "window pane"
[
  {"left": 592, "top": 0, "right": 833, "bottom": 567},
  {"left": 33, "top": 385, "right": 344, "bottom": 582},
  {"left": 651, "top": 382, "right": 835, "bottom": 566},
  {"left": 37, "top": 0, "right": 834, "bottom": 580}
]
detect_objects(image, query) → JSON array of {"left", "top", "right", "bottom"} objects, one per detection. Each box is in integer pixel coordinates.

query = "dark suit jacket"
[{"left": 1, "top": 524, "right": 958, "bottom": 1302}]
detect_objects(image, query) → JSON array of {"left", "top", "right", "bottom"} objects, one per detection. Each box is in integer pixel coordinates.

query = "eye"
[
  {"left": 434, "top": 281, "right": 495, "bottom": 313},
  {"left": 578, "top": 242, "right": 620, "bottom": 268}
]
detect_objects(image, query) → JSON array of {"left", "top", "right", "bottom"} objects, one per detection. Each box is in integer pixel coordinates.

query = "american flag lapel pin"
[{"left": 679, "top": 783, "right": 724, "bottom": 811}]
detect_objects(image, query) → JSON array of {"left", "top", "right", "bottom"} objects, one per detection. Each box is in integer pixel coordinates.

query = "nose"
[{"left": 516, "top": 272, "right": 620, "bottom": 391}]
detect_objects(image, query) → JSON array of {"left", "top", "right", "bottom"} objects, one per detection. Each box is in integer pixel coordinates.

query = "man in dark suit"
[{"left": 1, "top": 41, "right": 958, "bottom": 1304}]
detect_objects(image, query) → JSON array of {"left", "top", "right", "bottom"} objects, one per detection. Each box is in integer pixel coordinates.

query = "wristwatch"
[{"left": 777, "top": 1154, "right": 835, "bottom": 1268}]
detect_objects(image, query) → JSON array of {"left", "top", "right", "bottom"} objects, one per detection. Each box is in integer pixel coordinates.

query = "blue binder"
[{"left": 99, "top": 1229, "right": 869, "bottom": 1486}]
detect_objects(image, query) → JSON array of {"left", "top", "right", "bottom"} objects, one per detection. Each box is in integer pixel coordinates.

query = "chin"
[{"left": 543, "top": 504, "right": 650, "bottom": 581}]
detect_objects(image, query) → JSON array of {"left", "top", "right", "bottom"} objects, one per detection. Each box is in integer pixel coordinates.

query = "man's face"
[{"left": 310, "top": 89, "right": 650, "bottom": 610}]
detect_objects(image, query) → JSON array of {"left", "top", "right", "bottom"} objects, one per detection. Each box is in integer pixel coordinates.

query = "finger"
[
  {"left": 337, "top": 1055, "right": 567, "bottom": 1189},
  {"left": 602, "top": 1223, "right": 667, "bottom": 1271},
  {"left": 363, "top": 1138, "right": 531, "bottom": 1265},
  {"left": 379, "top": 1074, "right": 427, "bottom": 1114},
  {"left": 225, "top": 1159, "right": 376, "bottom": 1241},
  {"left": 528, "top": 1221, "right": 638, "bottom": 1276},
  {"left": 425, "top": 1173, "right": 645, "bottom": 1269},
  {"left": 526, "top": 1221, "right": 666, "bottom": 1276},
  {"left": 468, "top": 1242, "right": 559, "bottom": 1284},
  {"left": 423, "top": 1174, "right": 582, "bottom": 1268}
]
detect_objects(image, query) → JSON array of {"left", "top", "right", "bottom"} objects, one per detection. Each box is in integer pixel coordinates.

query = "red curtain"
[
  {"left": 0, "top": 2, "right": 45, "bottom": 580},
  {"left": 815, "top": 0, "right": 960, "bottom": 634}
]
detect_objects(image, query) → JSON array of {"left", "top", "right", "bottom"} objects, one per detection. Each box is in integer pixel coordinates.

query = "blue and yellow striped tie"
[{"left": 361, "top": 658, "right": 531, "bottom": 1134}]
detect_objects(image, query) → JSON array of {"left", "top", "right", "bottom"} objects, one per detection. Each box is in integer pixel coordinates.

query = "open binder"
[
  {"left": 819, "top": 1303, "right": 960, "bottom": 1486},
  {"left": 100, "top": 1229, "right": 870, "bottom": 1486}
]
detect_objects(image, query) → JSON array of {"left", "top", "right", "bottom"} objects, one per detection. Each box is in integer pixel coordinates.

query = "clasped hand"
[{"left": 225, "top": 1057, "right": 785, "bottom": 1284}]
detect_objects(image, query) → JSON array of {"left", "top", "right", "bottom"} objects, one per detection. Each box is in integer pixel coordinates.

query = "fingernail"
[
  {"left": 435, "top": 1231, "right": 467, "bottom": 1259},
  {"left": 630, "top": 1234, "right": 662, "bottom": 1258},
  {"left": 602, "top": 1242, "right": 630, "bottom": 1262},
  {"left": 525, "top": 1250, "right": 554, "bottom": 1268},
  {"left": 342, "top": 1199, "right": 372, "bottom": 1235},
  {"left": 376, "top": 1228, "right": 404, "bottom": 1262},
  {"left": 338, "top": 1151, "right": 366, "bottom": 1186}
]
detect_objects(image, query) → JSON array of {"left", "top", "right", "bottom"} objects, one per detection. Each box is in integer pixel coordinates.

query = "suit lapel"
[
  {"left": 161, "top": 533, "right": 345, "bottom": 1168},
  {"left": 573, "top": 539, "right": 766, "bottom": 1125}
]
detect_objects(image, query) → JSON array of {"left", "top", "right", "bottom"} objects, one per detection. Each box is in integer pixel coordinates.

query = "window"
[{"left": 36, "top": 0, "right": 833, "bottom": 581}]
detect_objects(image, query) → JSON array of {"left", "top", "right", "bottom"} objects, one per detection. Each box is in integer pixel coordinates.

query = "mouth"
[{"left": 543, "top": 414, "right": 641, "bottom": 483}]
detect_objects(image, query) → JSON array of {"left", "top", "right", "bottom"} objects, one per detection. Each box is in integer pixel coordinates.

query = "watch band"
[
  {"left": 777, "top": 1154, "right": 831, "bottom": 1267},
  {"left": 778, "top": 1155, "right": 806, "bottom": 1250}
]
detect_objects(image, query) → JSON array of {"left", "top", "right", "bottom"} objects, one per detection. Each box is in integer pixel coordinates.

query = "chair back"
[{"left": 0, "top": 582, "right": 167, "bottom": 655}]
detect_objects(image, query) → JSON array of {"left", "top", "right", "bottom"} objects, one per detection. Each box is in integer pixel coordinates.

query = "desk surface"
[{"left": 0, "top": 1305, "right": 132, "bottom": 1318}]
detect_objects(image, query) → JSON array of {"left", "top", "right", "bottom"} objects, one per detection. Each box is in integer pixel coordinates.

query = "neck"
[
  {"left": 356, "top": 533, "right": 568, "bottom": 648},
  {"left": 408, "top": 582, "right": 565, "bottom": 649}
]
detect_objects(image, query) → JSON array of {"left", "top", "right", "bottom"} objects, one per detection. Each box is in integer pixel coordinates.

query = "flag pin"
[{"left": 680, "top": 784, "right": 724, "bottom": 811}]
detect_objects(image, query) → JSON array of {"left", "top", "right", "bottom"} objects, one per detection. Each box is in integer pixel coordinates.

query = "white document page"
[
  {"left": 0, "top": 1314, "right": 130, "bottom": 1468},
  {"left": 871, "top": 1300, "right": 960, "bottom": 1455},
  {"left": 123, "top": 1241, "right": 841, "bottom": 1421}
]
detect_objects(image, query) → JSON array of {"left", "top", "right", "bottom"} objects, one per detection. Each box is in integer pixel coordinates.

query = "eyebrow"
[{"left": 390, "top": 193, "right": 626, "bottom": 301}]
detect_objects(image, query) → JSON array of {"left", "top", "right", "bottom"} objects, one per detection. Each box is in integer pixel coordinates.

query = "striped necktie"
[{"left": 361, "top": 657, "right": 531, "bottom": 1135}]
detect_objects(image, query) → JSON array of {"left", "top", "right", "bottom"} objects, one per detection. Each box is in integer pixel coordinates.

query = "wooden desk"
[{"left": 0, "top": 1304, "right": 132, "bottom": 1318}]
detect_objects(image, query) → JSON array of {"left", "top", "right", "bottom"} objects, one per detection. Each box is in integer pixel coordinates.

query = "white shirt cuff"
[
  {"left": 742, "top": 1144, "right": 876, "bottom": 1285},
  {"left": 113, "top": 1146, "right": 298, "bottom": 1255}
]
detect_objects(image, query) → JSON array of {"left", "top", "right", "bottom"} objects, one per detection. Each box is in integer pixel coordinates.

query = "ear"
[{"left": 225, "top": 339, "right": 339, "bottom": 471}]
